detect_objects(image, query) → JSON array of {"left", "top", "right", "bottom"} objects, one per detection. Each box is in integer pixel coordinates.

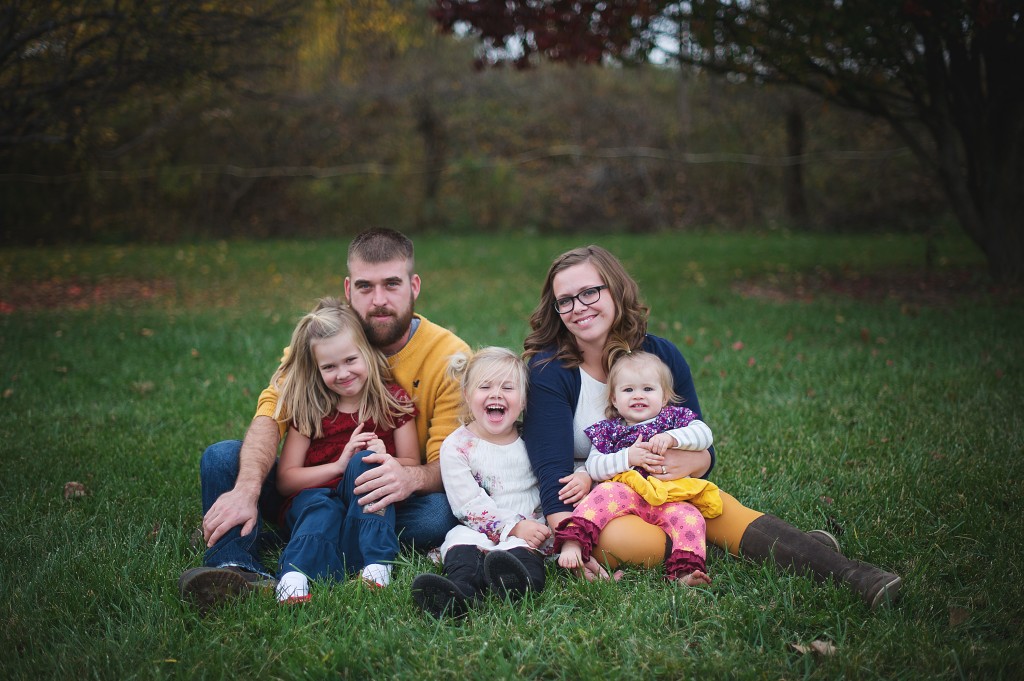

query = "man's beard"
[{"left": 360, "top": 301, "right": 414, "bottom": 349}]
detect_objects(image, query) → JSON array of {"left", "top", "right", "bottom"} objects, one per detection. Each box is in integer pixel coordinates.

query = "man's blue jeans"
[{"left": 199, "top": 440, "right": 458, "bottom": 578}]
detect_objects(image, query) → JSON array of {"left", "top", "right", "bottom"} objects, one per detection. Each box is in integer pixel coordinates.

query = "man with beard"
[{"left": 179, "top": 228, "right": 468, "bottom": 609}]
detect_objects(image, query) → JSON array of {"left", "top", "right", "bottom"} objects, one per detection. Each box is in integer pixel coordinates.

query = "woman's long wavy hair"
[
  {"left": 272, "top": 297, "right": 413, "bottom": 439},
  {"left": 523, "top": 245, "right": 649, "bottom": 371}
]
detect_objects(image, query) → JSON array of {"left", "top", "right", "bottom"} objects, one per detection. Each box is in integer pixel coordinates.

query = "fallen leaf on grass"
[
  {"left": 63, "top": 481, "right": 88, "bottom": 499},
  {"left": 791, "top": 640, "right": 837, "bottom": 656},
  {"left": 949, "top": 607, "right": 971, "bottom": 627},
  {"left": 132, "top": 381, "right": 155, "bottom": 395}
]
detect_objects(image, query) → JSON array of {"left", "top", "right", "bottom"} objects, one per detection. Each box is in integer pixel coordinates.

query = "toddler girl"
[
  {"left": 556, "top": 349, "right": 721, "bottom": 586},
  {"left": 411, "top": 347, "right": 549, "bottom": 617}
]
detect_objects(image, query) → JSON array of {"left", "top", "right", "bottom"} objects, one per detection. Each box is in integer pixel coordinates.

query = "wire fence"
[{"left": 0, "top": 145, "right": 912, "bottom": 184}]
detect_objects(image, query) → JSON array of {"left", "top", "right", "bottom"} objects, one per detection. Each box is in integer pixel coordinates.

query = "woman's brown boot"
[{"left": 739, "top": 514, "right": 901, "bottom": 609}]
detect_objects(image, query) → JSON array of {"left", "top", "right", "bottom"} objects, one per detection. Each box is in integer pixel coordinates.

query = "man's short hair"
[{"left": 348, "top": 228, "right": 415, "bottom": 268}]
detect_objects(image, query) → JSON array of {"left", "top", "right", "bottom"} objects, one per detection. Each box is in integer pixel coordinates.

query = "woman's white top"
[{"left": 572, "top": 369, "right": 607, "bottom": 469}]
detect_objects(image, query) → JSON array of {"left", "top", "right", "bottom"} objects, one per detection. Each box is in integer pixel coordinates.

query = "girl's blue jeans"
[{"left": 199, "top": 440, "right": 458, "bottom": 578}]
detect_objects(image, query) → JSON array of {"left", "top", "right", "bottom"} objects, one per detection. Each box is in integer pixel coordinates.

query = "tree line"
[{"left": 4, "top": 1, "right": 1016, "bottom": 282}]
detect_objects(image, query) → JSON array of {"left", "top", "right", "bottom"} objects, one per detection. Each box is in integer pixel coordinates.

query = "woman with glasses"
[{"left": 522, "top": 245, "right": 902, "bottom": 609}]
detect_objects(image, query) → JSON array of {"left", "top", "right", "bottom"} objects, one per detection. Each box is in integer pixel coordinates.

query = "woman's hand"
[
  {"left": 579, "top": 556, "right": 624, "bottom": 582},
  {"left": 650, "top": 448, "right": 712, "bottom": 480},
  {"left": 557, "top": 470, "right": 593, "bottom": 506},
  {"left": 509, "top": 519, "right": 551, "bottom": 549}
]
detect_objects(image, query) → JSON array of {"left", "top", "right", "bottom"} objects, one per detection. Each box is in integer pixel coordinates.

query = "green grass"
[{"left": 1, "top": 232, "right": 1022, "bottom": 679}]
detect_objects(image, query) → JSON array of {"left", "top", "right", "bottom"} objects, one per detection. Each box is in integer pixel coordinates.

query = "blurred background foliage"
[{"left": 1, "top": 0, "right": 948, "bottom": 245}]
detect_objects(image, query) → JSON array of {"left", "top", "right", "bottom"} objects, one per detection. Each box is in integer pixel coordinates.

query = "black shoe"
[
  {"left": 178, "top": 566, "right": 275, "bottom": 612},
  {"left": 411, "top": 573, "right": 471, "bottom": 618},
  {"left": 483, "top": 550, "right": 532, "bottom": 601}
]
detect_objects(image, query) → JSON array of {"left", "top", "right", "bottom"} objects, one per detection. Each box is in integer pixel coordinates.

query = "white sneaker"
[
  {"left": 275, "top": 571, "right": 310, "bottom": 604},
  {"left": 361, "top": 563, "right": 392, "bottom": 588}
]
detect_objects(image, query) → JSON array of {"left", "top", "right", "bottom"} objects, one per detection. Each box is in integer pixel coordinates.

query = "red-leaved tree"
[{"left": 432, "top": 0, "right": 1024, "bottom": 284}]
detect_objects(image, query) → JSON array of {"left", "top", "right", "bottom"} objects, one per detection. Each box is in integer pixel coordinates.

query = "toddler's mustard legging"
[{"left": 594, "top": 491, "right": 762, "bottom": 566}]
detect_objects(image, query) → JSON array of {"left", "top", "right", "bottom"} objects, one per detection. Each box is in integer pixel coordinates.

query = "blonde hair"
[
  {"left": 604, "top": 350, "right": 680, "bottom": 420},
  {"left": 523, "top": 245, "right": 649, "bottom": 371},
  {"left": 447, "top": 347, "right": 529, "bottom": 425},
  {"left": 272, "top": 297, "right": 413, "bottom": 438}
]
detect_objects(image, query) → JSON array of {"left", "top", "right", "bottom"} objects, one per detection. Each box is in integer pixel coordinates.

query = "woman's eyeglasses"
[{"left": 553, "top": 285, "right": 609, "bottom": 314}]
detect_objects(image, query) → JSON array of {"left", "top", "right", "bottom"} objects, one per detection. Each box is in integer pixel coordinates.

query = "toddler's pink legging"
[{"left": 560, "top": 481, "right": 707, "bottom": 577}]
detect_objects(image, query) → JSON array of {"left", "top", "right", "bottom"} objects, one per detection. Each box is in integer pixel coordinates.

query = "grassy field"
[{"left": 1, "top": 232, "right": 1021, "bottom": 679}]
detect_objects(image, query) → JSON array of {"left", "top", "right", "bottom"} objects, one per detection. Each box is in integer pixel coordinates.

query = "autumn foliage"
[{"left": 431, "top": 0, "right": 1024, "bottom": 283}]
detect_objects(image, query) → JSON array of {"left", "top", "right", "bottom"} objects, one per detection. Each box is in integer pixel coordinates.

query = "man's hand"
[
  {"left": 352, "top": 450, "right": 417, "bottom": 512},
  {"left": 202, "top": 487, "right": 259, "bottom": 548},
  {"left": 509, "top": 519, "right": 551, "bottom": 548}
]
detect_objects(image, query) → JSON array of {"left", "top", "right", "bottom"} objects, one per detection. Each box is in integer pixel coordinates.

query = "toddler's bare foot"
[
  {"left": 558, "top": 541, "right": 584, "bottom": 570},
  {"left": 676, "top": 570, "right": 712, "bottom": 587}
]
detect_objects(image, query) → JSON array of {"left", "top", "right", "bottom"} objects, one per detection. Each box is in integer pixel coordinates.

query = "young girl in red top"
[{"left": 272, "top": 297, "right": 418, "bottom": 603}]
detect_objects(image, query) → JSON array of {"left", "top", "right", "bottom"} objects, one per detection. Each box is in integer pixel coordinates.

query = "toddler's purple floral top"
[{"left": 585, "top": 405, "right": 696, "bottom": 454}]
